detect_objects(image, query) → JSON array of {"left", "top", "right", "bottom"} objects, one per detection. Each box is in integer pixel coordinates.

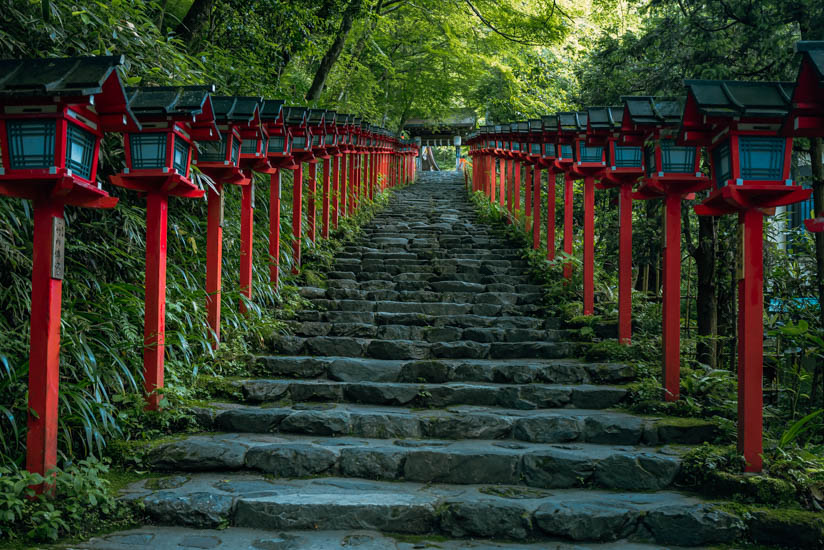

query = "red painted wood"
[
  {"left": 662, "top": 193, "right": 681, "bottom": 401},
  {"left": 348, "top": 153, "right": 355, "bottom": 215},
  {"left": 524, "top": 165, "right": 532, "bottom": 231},
  {"left": 533, "top": 167, "right": 541, "bottom": 250},
  {"left": 307, "top": 162, "right": 317, "bottom": 243},
  {"left": 513, "top": 161, "right": 521, "bottom": 217},
  {"left": 239, "top": 180, "right": 254, "bottom": 313},
  {"left": 547, "top": 170, "right": 556, "bottom": 260},
  {"left": 563, "top": 173, "right": 574, "bottom": 280},
  {"left": 144, "top": 192, "right": 168, "bottom": 410},
  {"left": 330, "top": 156, "right": 338, "bottom": 229},
  {"left": 618, "top": 184, "right": 633, "bottom": 345},
  {"left": 292, "top": 163, "right": 303, "bottom": 274},
  {"left": 26, "top": 199, "right": 64, "bottom": 478},
  {"left": 269, "top": 170, "right": 281, "bottom": 286},
  {"left": 738, "top": 209, "right": 764, "bottom": 472},
  {"left": 206, "top": 182, "right": 223, "bottom": 348},
  {"left": 501, "top": 159, "right": 508, "bottom": 209},
  {"left": 583, "top": 176, "right": 595, "bottom": 316},
  {"left": 323, "top": 158, "right": 331, "bottom": 238}
]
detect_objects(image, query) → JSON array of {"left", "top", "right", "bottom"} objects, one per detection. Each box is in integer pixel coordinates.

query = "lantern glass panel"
[
  {"left": 241, "top": 137, "right": 262, "bottom": 155},
  {"left": 7, "top": 119, "right": 56, "bottom": 169},
  {"left": 512, "top": 142, "right": 520, "bottom": 152},
  {"left": 497, "top": 140, "right": 503, "bottom": 149},
  {"left": 268, "top": 136, "right": 286, "bottom": 153},
  {"left": 130, "top": 133, "right": 167, "bottom": 170},
  {"left": 531, "top": 143, "right": 542, "bottom": 155},
  {"left": 65, "top": 122, "right": 96, "bottom": 180},
  {"left": 173, "top": 136, "right": 190, "bottom": 175},
  {"left": 739, "top": 136, "right": 785, "bottom": 180},
  {"left": 644, "top": 145, "right": 656, "bottom": 176},
  {"left": 543, "top": 143, "right": 555, "bottom": 158},
  {"left": 712, "top": 139, "right": 731, "bottom": 188},
  {"left": 325, "top": 134, "right": 335, "bottom": 145},
  {"left": 577, "top": 142, "right": 603, "bottom": 163},
  {"left": 613, "top": 145, "right": 643, "bottom": 168},
  {"left": 199, "top": 137, "right": 227, "bottom": 163},
  {"left": 660, "top": 140, "right": 695, "bottom": 173},
  {"left": 557, "top": 144, "right": 573, "bottom": 159},
  {"left": 231, "top": 138, "right": 240, "bottom": 165},
  {"left": 293, "top": 136, "right": 306, "bottom": 150}
]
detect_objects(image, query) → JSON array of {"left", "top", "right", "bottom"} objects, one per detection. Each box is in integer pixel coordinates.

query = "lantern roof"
[
  {"left": 306, "top": 108, "right": 326, "bottom": 125},
  {"left": 683, "top": 80, "right": 794, "bottom": 119},
  {"left": 495, "top": 125, "right": 504, "bottom": 133},
  {"left": 324, "top": 111, "right": 337, "bottom": 125},
  {"left": 284, "top": 106, "right": 307, "bottom": 126},
  {"left": 516, "top": 121, "right": 529, "bottom": 133},
  {"left": 621, "top": 96, "right": 684, "bottom": 128},
  {"left": 124, "top": 85, "right": 220, "bottom": 139},
  {"left": 558, "top": 112, "right": 587, "bottom": 133},
  {"left": 211, "top": 95, "right": 262, "bottom": 123},
  {"left": 587, "top": 106, "right": 623, "bottom": 131},
  {"left": 336, "top": 113, "right": 350, "bottom": 125},
  {"left": 542, "top": 115, "right": 558, "bottom": 131},
  {"left": 0, "top": 55, "right": 139, "bottom": 130},
  {"left": 528, "top": 119, "right": 542, "bottom": 134},
  {"left": 796, "top": 41, "right": 824, "bottom": 80},
  {"left": 260, "top": 99, "right": 285, "bottom": 122}
]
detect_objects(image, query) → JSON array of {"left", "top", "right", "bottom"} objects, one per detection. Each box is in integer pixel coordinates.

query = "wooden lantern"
[
  {"left": 0, "top": 55, "right": 138, "bottom": 478},
  {"left": 109, "top": 85, "right": 219, "bottom": 410},
  {"left": 588, "top": 105, "right": 640, "bottom": 344},
  {"left": 623, "top": 95, "right": 710, "bottom": 403},
  {"left": 283, "top": 107, "right": 309, "bottom": 273},
  {"left": 260, "top": 99, "right": 292, "bottom": 288},
  {"left": 682, "top": 79, "right": 808, "bottom": 473}
]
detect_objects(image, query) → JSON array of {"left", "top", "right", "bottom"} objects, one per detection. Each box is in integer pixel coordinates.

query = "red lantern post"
[
  {"left": 588, "top": 106, "right": 644, "bottom": 343},
  {"left": 684, "top": 80, "right": 809, "bottom": 472},
  {"left": 283, "top": 107, "right": 312, "bottom": 274},
  {"left": 527, "top": 120, "right": 544, "bottom": 248},
  {"left": 540, "top": 116, "right": 559, "bottom": 260},
  {"left": 624, "top": 96, "right": 711, "bottom": 401},
  {"left": 0, "top": 56, "right": 138, "bottom": 477},
  {"left": 192, "top": 96, "right": 263, "bottom": 344},
  {"left": 109, "top": 86, "right": 219, "bottom": 410},
  {"left": 306, "top": 109, "right": 329, "bottom": 243},
  {"left": 555, "top": 113, "right": 578, "bottom": 280}
]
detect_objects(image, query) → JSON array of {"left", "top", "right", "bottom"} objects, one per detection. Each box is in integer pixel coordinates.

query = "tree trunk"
[
  {"left": 176, "top": 0, "right": 216, "bottom": 47},
  {"left": 306, "top": 0, "right": 364, "bottom": 101},
  {"left": 695, "top": 215, "right": 718, "bottom": 368}
]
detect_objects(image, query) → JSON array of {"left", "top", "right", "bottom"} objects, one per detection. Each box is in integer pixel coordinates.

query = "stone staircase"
[{"left": 75, "top": 171, "right": 744, "bottom": 549}]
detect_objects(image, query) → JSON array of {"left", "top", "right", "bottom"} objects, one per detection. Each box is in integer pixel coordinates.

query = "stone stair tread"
[
  {"left": 119, "top": 473, "right": 743, "bottom": 546},
  {"left": 235, "top": 377, "right": 627, "bottom": 409},
  {"left": 70, "top": 526, "right": 693, "bottom": 550},
  {"left": 254, "top": 356, "right": 633, "bottom": 385},
  {"left": 198, "top": 401, "right": 714, "bottom": 445},
  {"left": 145, "top": 432, "right": 684, "bottom": 491},
  {"left": 293, "top": 311, "right": 559, "bottom": 330}
]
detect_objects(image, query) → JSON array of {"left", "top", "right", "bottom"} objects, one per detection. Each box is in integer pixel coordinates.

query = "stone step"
[
  {"left": 323, "top": 279, "right": 543, "bottom": 294},
  {"left": 287, "top": 320, "right": 565, "bottom": 342},
  {"left": 253, "top": 356, "right": 633, "bottom": 386},
  {"left": 308, "top": 288, "right": 543, "bottom": 307},
  {"left": 73, "top": 526, "right": 687, "bottom": 550},
  {"left": 327, "top": 271, "right": 534, "bottom": 286},
  {"left": 268, "top": 334, "right": 580, "bottom": 360},
  {"left": 122, "top": 473, "right": 743, "bottom": 546},
  {"left": 301, "top": 299, "right": 543, "bottom": 317},
  {"left": 294, "top": 311, "right": 558, "bottom": 331},
  {"left": 198, "top": 402, "right": 716, "bottom": 446},
  {"left": 147, "top": 433, "right": 683, "bottom": 491},
  {"left": 235, "top": 378, "right": 626, "bottom": 409}
]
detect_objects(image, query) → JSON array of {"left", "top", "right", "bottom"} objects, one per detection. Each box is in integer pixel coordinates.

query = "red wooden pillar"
[
  {"left": 143, "top": 192, "right": 168, "bottom": 410},
  {"left": 499, "top": 159, "right": 506, "bottom": 207},
  {"left": 292, "top": 163, "right": 303, "bottom": 274},
  {"left": 239, "top": 180, "right": 254, "bottom": 313},
  {"left": 547, "top": 170, "right": 556, "bottom": 260},
  {"left": 206, "top": 183, "right": 223, "bottom": 347},
  {"left": 269, "top": 170, "right": 281, "bottom": 286},
  {"left": 738, "top": 209, "right": 764, "bottom": 472},
  {"left": 332, "top": 156, "right": 340, "bottom": 227},
  {"left": 323, "top": 157, "right": 331, "bottom": 238},
  {"left": 524, "top": 164, "right": 532, "bottom": 230},
  {"left": 26, "top": 199, "right": 65, "bottom": 477},
  {"left": 307, "top": 162, "right": 317, "bottom": 243},
  {"left": 583, "top": 176, "right": 595, "bottom": 315},
  {"left": 563, "top": 173, "right": 574, "bottom": 280},
  {"left": 662, "top": 193, "right": 681, "bottom": 401},
  {"left": 513, "top": 161, "right": 521, "bottom": 216},
  {"left": 532, "top": 167, "right": 541, "bottom": 250},
  {"left": 348, "top": 153, "right": 355, "bottom": 214},
  {"left": 618, "top": 184, "right": 633, "bottom": 344}
]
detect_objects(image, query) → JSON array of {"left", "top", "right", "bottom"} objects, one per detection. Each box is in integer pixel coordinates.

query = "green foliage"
[{"left": 0, "top": 458, "right": 138, "bottom": 544}]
